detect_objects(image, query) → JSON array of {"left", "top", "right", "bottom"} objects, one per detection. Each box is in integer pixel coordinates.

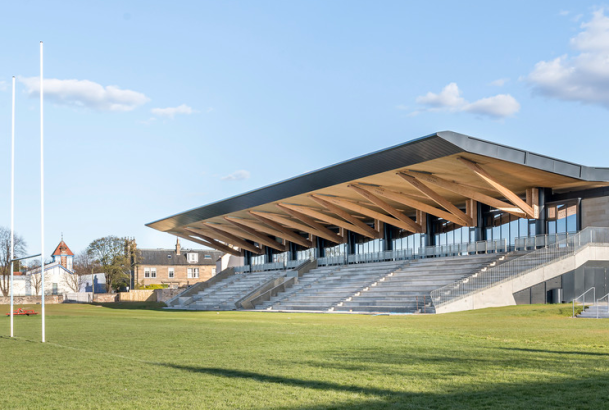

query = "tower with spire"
[{"left": 51, "top": 236, "right": 74, "bottom": 271}]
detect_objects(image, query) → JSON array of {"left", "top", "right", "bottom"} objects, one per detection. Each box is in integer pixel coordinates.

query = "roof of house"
[
  {"left": 139, "top": 249, "right": 222, "bottom": 266},
  {"left": 52, "top": 240, "right": 74, "bottom": 257}
]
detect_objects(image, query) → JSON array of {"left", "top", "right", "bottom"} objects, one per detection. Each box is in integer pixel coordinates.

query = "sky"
[{"left": 1, "top": 1, "right": 609, "bottom": 256}]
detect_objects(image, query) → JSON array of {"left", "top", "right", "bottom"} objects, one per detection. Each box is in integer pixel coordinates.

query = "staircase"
[
  {"left": 168, "top": 270, "right": 286, "bottom": 310},
  {"left": 257, "top": 261, "right": 404, "bottom": 312},
  {"left": 334, "top": 254, "right": 505, "bottom": 314},
  {"left": 578, "top": 304, "right": 609, "bottom": 319}
]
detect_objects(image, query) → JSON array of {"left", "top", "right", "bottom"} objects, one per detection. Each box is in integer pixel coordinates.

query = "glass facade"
[
  {"left": 484, "top": 212, "right": 536, "bottom": 245},
  {"left": 392, "top": 233, "right": 424, "bottom": 255},
  {"left": 546, "top": 200, "right": 578, "bottom": 234},
  {"left": 246, "top": 198, "right": 582, "bottom": 264}
]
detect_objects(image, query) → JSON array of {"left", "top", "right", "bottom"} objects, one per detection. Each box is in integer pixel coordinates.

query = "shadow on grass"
[
  {"left": 92, "top": 302, "right": 167, "bottom": 311},
  {"left": 159, "top": 363, "right": 609, "bottom": 409},
  {"left": 498, "top": 347, "right": 609, "bottom": 356}
]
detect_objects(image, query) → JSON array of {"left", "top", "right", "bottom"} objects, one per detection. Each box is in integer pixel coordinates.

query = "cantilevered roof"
[{"left": 146, "top": 131, "right": 609, "bottom": 254}]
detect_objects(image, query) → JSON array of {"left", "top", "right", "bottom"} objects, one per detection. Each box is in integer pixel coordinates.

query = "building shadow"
[{"left": 157, "top": 362, "right": 609, "bottom": 409}]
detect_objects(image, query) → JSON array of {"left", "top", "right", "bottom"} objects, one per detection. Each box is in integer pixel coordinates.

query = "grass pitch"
[{"left": 0, "top": 303, "right": 607, "bottom": 409}]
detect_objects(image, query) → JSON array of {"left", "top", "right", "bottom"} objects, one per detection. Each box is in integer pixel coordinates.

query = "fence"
[{"left": 431, "top": 227, "right": 609, "bottom": 309}]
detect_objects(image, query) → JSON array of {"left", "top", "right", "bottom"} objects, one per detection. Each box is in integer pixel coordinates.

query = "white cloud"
[
  {"left": 151, "top": 104, "right": 194, "bottom": 119},
  {"left": 463, "top": 94, "right": 521, "bottom": 118},
  {"left": 19, "top": 77, "right": 149, "bottom": 111},
  {"left": 559, "top": 10, "right": 570, "bottom": 17},
  {"left": 0, "top": 80, "right": 7, "bottom": 92},
  {"left": 528, "top": 9, "right": 609, "bottom": 108},
  {"left": 221, "top": 170, "right": 250, "bottom": 181},
  {"left": 489, "top": 78, "right": 509, "bottom": 87},
  {"left": 415, "top": 83, "right": 465, "bottom": 110},
  {"left": 412, "top": 82, "right": 520, "bottom": 119}
]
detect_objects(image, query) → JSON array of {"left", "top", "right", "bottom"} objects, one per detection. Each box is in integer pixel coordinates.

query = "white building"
[{"left": 12, "top": 239, "right": 80, "bottom": 296}]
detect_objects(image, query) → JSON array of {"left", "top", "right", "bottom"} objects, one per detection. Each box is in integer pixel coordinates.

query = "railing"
[
  {"left": 596, "top": 293, "right": 609, "bottom": 316},
  {"left": 573, "top": 287, "right": 595, "bottom": 318},
  {"left": 316, "top": 239, "right": 508, "bottom": 267},
  {"left": 514, "top": 232, "right": 571, "bottom": 251},
  {"left": 286, "top": 259, "right": 303, "bottom": 269},
  {"left": 250, "top": 262, "right": 285, "bottom": 272},
  {"left": 431, "top": 227, "right": 609, "bottom": 309}
]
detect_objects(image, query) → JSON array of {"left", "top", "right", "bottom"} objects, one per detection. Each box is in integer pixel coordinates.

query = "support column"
[
  {"left": 348, "top": 231, "right": 357, "bottom": 255},
  {"left": 477, "top": 202, "right": 486, "bottom": 241},
  {"left": 244, "top": 250, "right": 252, "bottom": 266},
  {"left": 425, "top": 215, "right": 435, "bottom": 247},
  {"left": 289, "top": 242, "right": 298, "bottom": 261},
  {"left": 316, "top": 237, "right": 325, "bottom": 258},
  {"left": 383, "top": 224, "right": 393, "bottom": 251},
  {"left": 535, "top": 188, "right": 550, "bottom": 235}
]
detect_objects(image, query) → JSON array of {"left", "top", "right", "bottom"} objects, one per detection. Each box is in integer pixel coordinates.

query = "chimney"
[{"left": 176, "top": 237, "right": 181, "bottom": 255}]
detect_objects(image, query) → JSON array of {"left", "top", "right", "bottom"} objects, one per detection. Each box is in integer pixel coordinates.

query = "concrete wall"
[{"left": 582, "top": 197, "right": 609, "bottom": 228}]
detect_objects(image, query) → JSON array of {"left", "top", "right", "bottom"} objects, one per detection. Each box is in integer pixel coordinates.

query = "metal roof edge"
[{"left": 147, "top": 131, "right": 609, "bottom": 232}]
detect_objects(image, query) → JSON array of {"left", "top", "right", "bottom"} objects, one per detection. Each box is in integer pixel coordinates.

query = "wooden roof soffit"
[
  {"left": 351, "top": 183, "right": 470, "bottom": 227},
  {"left": 248, "top": 211, "right": 314, "bottom": 248},
  {"left": 221, "top": 218, "right": 287, "bottom": 252},
  {"left": 275, "top": 204, "right": 345, "bottom": 244},
  {"left": 318, "top": 192, "right": 422, "bottom": 234},
  {"left": 225, "top": 216, "right": 286, "bottom": 239},
  {"left": 394, "top": 174, "right": 474, "bottom": 226},
  {"left": 187, "top": 226, "right": 263, "bottom": 255},
  {"left": 171, "top": 229, "right": 242, "bottom": 257},
  {"left": 455, "top": 157, "right": 536, "bottom": 219},
  {"left": 398, "top": 170, "right": 528, "bottom": 219},
  {"left": 309, "top": 195, "right": 382, "bottom": 239},
  {"left": 278, "top": 202, "right": 377, "bottom": 239},
  {"left": 348, "top": 184, "right": 423, "bottom": 233}
]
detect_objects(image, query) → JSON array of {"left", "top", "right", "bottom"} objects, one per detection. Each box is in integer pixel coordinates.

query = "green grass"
[{"left": 0, "top": 303, "right": 608, "bottom": 410}]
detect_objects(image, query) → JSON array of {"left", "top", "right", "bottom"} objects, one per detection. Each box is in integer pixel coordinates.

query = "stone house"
[{"left": 136, "top": 238, "right": 223, "bottom": 288}]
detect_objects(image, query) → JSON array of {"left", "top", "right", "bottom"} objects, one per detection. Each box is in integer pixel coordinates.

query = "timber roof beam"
[{"left": 456, "top": 157, "right": 536, "bottom": 218}]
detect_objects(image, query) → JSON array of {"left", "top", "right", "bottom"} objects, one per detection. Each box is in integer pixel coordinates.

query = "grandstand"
[{"left": 151, "top": 132, "right": 609, "bottom": 314}]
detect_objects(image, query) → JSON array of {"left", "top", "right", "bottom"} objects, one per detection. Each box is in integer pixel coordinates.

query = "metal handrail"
[
  {"left": 573, "top": 287, "right": 595, "bottom": 318},
  {"left": 597, "top": 293, "right": 609, "bottom": 316},
  {"left": 431, "top": 227, "right": 609, "bottom": 308}
]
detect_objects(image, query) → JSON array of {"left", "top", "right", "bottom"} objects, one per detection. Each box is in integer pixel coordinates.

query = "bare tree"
[
  {"left": 66, "top": 273, "right": 85, "bottom": 293},
  {"left": 26, "top": 259, "right": 42, "bottom": 296},
  {"left": 73, "top": 250, "right": 99, "bottom": 276},
  {"left": 0, "top": 226, "right": 27, "bottom": 296}
]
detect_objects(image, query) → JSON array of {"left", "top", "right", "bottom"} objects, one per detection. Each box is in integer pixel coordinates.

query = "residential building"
[{"left": 136, "top": 238, "right": 222, "bottom": 288}]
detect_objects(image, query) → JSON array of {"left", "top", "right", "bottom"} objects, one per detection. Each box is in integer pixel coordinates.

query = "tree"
[
  {"left": 73, "top": 250, "right": 99, "bottom": 276},
  {"left": 86, "top": 236, "right": 139, "bottom": 292},
  {"left": 0, "top": 226, "right": 27, "bottom": 296},
  {"left": 71, "top": 250, "right": 100, "bottom": 292},
  {"left": 25, "top": 259, "right": 43, "bottom": 295}
]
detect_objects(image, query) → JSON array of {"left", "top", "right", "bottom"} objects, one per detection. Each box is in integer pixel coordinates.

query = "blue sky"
[{"left": 1, "top": 1, "right": 609, "bottom": 256}]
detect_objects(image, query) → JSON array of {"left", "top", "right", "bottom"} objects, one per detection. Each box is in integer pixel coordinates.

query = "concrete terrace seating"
[
  {"left": 256, "top": 261, "right": 404, "bottom": 312},
  {"left": 171, "top": 270, "right": 286, "bottom": 310},
  {"left": 334, "top": 254, "right": 506, "bottom": 314}
]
